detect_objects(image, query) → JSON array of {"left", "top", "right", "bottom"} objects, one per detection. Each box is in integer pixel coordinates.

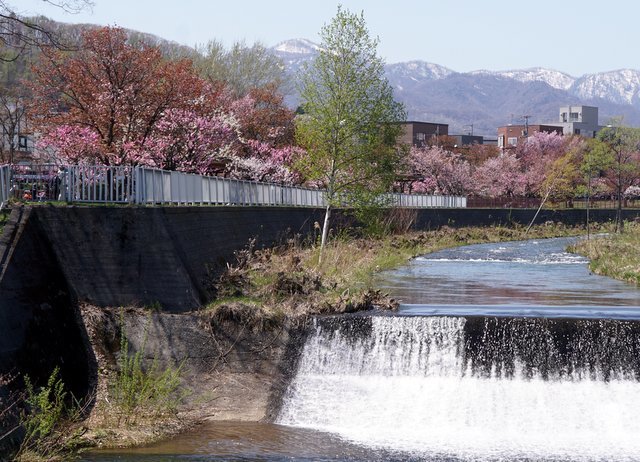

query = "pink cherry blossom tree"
[
  {"left": 472, "top": 152, "right": 526, "bottom": 198},
  {"left": 36, "top": 125, "right": 103, "bottom": 164},
  {"left": 141, "top": 108, "right": 241, "bottom": 175},
  {"left": 516, "top": 131, "right": 576, "bottom": 196},
  {"left": 407, "top": 146, "right": 472, "bottom": 196}
]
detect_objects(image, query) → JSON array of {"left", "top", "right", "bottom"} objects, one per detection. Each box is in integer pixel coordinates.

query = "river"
[{"left": 82, "top": 236, "right": 640, "bottom": 462}]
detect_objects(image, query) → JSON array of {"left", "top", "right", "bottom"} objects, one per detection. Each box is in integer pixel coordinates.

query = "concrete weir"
[{"left": 1, "top": 204, "right": 640, "bottom": 424}]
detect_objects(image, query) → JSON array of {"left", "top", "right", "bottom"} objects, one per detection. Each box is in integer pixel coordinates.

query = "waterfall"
[{"left": 277, "top": 315, "right": 640, "bottom": 461}]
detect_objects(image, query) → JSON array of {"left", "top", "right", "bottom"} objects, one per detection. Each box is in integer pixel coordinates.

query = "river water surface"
[{"left": 82, "top": 237, "right": 640, "bottom": 462}]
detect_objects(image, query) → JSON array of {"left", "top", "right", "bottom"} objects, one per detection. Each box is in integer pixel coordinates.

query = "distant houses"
[
  {"left": 397, "top": 121, "right": 450, "bottom": 148},
  {"left": 397, "top": 121, "right": 486, "bottom": 148},
  {"left": 555, "top": 105, "right": 602, "bottom": 138},
  {"left": 497, "top": 124, "right": 563, "bottom": 149},
  {"left": 496, "top": 105, "right": 603, "bottom": 149}
]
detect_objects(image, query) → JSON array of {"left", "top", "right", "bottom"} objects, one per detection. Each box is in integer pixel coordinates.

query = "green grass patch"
[
  {"left": 570, "top": 222, "right": 640, "bottom": 285},
  {"left": 205, "top": 295, "right": 262, "bottom": 310}
]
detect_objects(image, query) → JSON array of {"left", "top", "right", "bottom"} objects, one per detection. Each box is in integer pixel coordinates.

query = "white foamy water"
[
  {"left": 416, "top": 256, "right": 588, "bottom": 265},
  {"left": 277, "top": 316, "right": 640, "bottom": 461}
]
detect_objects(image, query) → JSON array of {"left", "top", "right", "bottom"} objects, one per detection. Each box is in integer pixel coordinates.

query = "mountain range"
[{"left": 272, "top": 39, "right": 640, "bottom": 136}]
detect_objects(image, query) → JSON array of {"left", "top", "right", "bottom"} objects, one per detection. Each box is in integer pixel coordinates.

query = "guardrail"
[
  {"left": 388, "top": 193, "right": 466, "bottom": 208},
  {"left": 67, "top": 165, "right": 135, "bottom": 203},
  {"left": 135, "top": 168, "right": 326, "bottom": 207},
  {"left": 2, "top": 164, "right": 467, "bottom": 209}
]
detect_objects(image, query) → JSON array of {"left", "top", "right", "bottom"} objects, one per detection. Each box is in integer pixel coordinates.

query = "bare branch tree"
[
  {"left": 0, "top": 0, "right": 93, "bottom": 61},
  {"left": 0, "top": 86, "right": 26, "bottom": 162}
]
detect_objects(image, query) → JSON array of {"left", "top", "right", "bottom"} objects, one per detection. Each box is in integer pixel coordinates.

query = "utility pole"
[{"left": 522, "top": 115, "right": 531, "bottom": 137}]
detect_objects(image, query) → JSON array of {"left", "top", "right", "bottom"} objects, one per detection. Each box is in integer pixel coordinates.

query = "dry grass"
[
  {"left": 570, "top": 221, "right": 640, "bottom": 285},
  {"left": 208, "top": 222, "right": 592, "bottom": 326}
]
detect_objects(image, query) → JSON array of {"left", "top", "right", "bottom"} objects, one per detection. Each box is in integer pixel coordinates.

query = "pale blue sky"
[{"left": 15, "top": 0, "right": 640, "bottom": 76}]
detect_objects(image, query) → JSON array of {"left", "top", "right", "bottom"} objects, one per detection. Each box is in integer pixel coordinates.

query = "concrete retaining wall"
[
  {"left": 33, "top": 206, "right": 327, "bottom": 311},
  {"left": 0, "top": 207, "right": 92, "bottom": 400},
  {"left": 0, "top": 205, "right": 328, "bottom": 408}
]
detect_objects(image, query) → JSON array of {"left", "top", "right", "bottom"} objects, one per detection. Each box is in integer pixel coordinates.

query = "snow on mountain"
[
  {"left": 273, "top": 38, "right": 322, "bottom": 55},
  {"left": 470, "top": 68, "right": 575, "bottom": 91},
  {"left": 270, "top": 38, "right": 640, "bottom": 131},
  {"left": 385, "top": 61, "right": 454, "bottom": 81},
  {"left": 571, "top": 69, "right": 640, "bottom": 106},
  {"left": 271, "top": 39, "right": 320, "bottom": 77}
]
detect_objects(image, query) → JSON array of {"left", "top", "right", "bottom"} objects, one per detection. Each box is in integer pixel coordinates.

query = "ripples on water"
[
  {"left": 377, "top": 237, "right": 640, "bottom": 308},
  {"left": 82, "top": 421, "right": 410, "bottom": 462}
]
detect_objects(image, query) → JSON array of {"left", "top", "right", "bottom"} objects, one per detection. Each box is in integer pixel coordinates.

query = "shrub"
[
  {"left": 15, "top": 368, "right": 86, "bottom": 460},
  {"left": 108, "top": 316, "right": 184, "bottom": 426}
]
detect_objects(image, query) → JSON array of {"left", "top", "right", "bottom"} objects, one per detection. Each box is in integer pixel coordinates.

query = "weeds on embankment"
[
  {"left": 1, "top": 368, "right": 88, "bottom": 462},
  {"left": 208, "top": 221, "right": 600, "bottom": 328},
  {"left": 0, "top": 209, "right": 9, "bottom": 235},
  {"left": 2, "top": 311, "right": 187, "bottom": 459},
  {"left": 570, "top": 221, "right": 640, "bottom": 285},
  {"left": 84, "top": 313, "right": 185, "bottom": 449}
]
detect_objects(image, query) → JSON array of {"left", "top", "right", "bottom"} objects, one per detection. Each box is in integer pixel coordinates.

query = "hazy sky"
[{"left": 15, "top": 0, "right": 639, "bottom": 76}]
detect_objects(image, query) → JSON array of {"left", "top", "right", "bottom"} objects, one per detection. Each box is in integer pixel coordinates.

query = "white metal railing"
[
  {"left": 2, "top": 164, "right": 467, "bottom": 209},
  {"left": 66, "top": 165, "right": 135, "bottom": 203},
  {"left": 388, "top": 193, "right": 467, "bottom": 208},
  {"left": 0, "top": 164, "right": 10, "bottom": 207},
  {"left": 135, "top": 167, "right": 327, "bottom": 207},
  {"left": 135, "top": 167, "right": 466, "bottom": 208}
]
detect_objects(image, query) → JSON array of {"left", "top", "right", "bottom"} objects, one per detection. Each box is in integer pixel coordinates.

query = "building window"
[
  {"left": 574, "top": 129, "right": 581, "bottom": 135},
  {"left": 18, "top": 135, "right": 28, "bottom": 150},
  {"left": 498, "top": 136, "right": 504, "bottom": 148},
  {"left": 570, "top": 112, "right": 580, "bottom": 121},
  {"left": 507, "top": 137, "right": 518, "bottom": 146}
]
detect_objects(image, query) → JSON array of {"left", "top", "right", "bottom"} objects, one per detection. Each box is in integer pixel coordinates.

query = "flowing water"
[{"left": 83, "top": 237, "right": 640, "bottom": 461}]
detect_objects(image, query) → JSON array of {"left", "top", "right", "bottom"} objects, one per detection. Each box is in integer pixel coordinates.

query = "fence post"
[{"left": 134, "top": 167, "right": 141, "bottom": 204}]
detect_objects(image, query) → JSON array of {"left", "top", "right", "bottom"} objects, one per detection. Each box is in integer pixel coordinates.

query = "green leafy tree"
[
  {"left": 579, "top": 138, "right": 614, "bottom": 238},
  {"left": 540, "top": 148, "right": 582, "bottom": 205},
  {"left": 597, "top": 120, "right": 640, "bottom": 233},
  {"left": 295, "top": 6, "right": 406, "bottom": 260}
]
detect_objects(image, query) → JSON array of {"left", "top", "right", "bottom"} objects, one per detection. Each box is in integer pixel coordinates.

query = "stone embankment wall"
[{"left": 34, "top": 206, "right": 327, "bottom": 311}]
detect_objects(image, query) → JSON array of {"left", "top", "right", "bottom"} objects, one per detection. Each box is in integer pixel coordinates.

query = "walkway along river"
[{"left": 84, "top": 237, "right": 640, "bottom": 461}]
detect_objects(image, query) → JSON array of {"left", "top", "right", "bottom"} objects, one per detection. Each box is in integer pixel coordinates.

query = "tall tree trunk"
[
  {"left": 617, "top": 182, "right": 624, "bottom": 233},
  {"left": 319, "top": 203, "right": 332, "bottom": 265},
  {"left": 586, "top": 175, "right": 591, "bottom": 241}
]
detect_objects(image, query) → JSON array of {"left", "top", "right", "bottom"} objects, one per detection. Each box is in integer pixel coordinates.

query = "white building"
[{"left": 552, "top": 105, "right": 602, "bottom": 138}]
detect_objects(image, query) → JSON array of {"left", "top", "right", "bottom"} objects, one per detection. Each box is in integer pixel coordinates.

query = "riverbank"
[
  {"left": 570, "top": 221, "right": 640, "bottom": 285},
  {"left": 207, "top": 222, "right": 602, "bottom": 325},
  {"left": 6, "top": 221, "right": 603, "bottom": 460}
]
